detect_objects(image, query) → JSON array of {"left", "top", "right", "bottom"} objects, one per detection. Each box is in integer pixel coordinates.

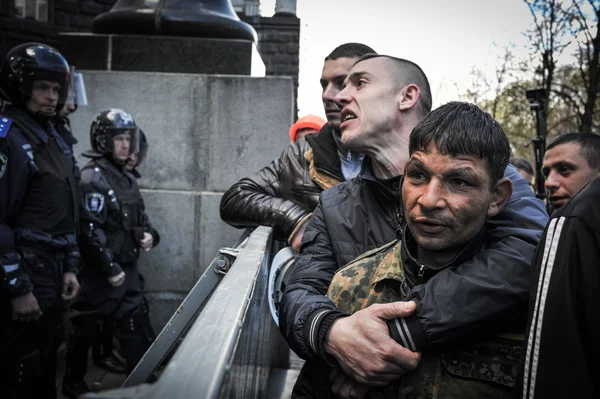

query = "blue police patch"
[
  {"left": 0, "top": 117, "right": 12, "bottom": 138},
  {"left": 0, "top": 153, "right": 6, "bottom": 180},
  {"left": 86, "top": 193, "right": 105, "bottom": 213}
]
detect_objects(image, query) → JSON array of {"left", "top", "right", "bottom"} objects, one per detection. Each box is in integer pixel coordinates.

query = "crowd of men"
[
  {"left": 0, "top": 43, "right": 160, "bottom": 399},
  {"left": 221, "top": 43, "right": 600, "bottom": 398},
  {"left": 0, "top": 38, "right": 598, "bottom": 399}
]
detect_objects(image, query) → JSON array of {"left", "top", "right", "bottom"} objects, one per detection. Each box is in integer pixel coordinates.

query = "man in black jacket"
[
  {"left": 220, "top": 43, "right": 374, "bottom": 251},
  {"left": 520, "top": 175, "right": 600, "bottom": 399},
  {"left": 279, "top": 54, "right": 549, "bottom": 388},
  {"left": 62, "top": 109, "right": 160, "bottom": 398}
]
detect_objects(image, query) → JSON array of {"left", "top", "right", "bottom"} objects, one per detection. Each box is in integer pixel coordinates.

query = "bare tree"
[
  {"left": 571, "top": 0, "right": 600, "bottom": 132},
  {"left": 524, "top": 0, "right": 574, "bottom": 95},
  {"left": 525, "top": 0, "right": 600, "bottom": 133}
]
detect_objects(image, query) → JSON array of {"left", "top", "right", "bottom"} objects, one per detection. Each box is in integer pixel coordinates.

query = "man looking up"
[
  {"left": 542, "top": 132, "right": 600, "bottom": 213},
  {"left": 220, "top": 43, "right": 374, "bottom": 252},
  {"left": 280, "top": 55, "right": 548, "bottom": 388}
]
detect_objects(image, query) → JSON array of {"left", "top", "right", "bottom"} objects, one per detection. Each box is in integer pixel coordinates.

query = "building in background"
[{"left": 0, "top": 0, "right": 300, "bottom": 115}]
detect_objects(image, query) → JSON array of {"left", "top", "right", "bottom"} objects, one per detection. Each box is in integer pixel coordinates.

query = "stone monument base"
[{"left": 57, "top": 33, "right": 265, "bottom": 76}]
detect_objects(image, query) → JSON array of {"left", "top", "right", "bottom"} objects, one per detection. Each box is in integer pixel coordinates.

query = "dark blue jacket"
[{"left": 0, "top": 106, "right": 80, "bottom": 298}]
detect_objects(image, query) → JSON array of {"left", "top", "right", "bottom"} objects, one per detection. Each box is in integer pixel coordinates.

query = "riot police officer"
[
  {"left": 90, "top": 129, "right": 149, "bottom": 375},
  {"left": 63, "top": 109, "right": 159, "bottom": 398},
  {"left": 0, "top": 43, "right": 81, "bottom": 399}
]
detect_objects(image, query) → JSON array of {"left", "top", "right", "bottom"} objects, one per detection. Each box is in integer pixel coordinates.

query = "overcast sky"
[{"left": 261, "top": 0, "right": 536, "bottom": 118}]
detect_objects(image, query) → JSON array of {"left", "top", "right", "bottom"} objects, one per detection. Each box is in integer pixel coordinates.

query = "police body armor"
[
  {"left": 324, "top": 239, "right": 520, "bottom": 399},
  {"left": 83, "top": 157, "right": 144, "bottom": 265},
  {"left": 2, "top": 107, "right": 78, "bottom": 237}
]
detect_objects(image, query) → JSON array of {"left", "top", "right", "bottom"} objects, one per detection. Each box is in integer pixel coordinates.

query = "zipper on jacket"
[
  {"left": 393, "top": 194, "right": 404, "bottom": 238},
  {"left": 374, "top": 182, "right": 404, "bottom": 239},
  {"left": 415, "top": 261, "right": 427, "bottom": 283},
  {"left": 395, "top": 207, "right": 404, "bottom": 239}
]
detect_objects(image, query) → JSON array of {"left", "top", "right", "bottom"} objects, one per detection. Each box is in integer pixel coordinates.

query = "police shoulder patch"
[
  {"left": 0, "top": 117, "right": 12, "bottom": 138},
  {"left": 85, "top": 193, "right": 105, "bottom": 213},
  {"left": 0, "top": 153, "right": 7, "bottom": 180}
]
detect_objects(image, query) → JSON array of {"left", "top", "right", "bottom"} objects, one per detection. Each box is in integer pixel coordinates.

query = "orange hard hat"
[{"left": 289, "top": 114, "right": 326, "bottom": 142}]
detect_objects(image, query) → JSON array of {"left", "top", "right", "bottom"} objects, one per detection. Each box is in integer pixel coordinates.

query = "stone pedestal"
[
  {"left": 57, "top": 33, "right": 266, "bottom": 76},
  {"left": 69, "top": 71, "right": 293, "bottom": 332}
]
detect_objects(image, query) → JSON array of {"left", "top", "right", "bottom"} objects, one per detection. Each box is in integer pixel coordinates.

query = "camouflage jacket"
[{"left": 322, "top": 233, "right": 522, "bottom": 399}]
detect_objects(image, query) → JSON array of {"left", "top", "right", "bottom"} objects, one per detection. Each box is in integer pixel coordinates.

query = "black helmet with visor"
[
  {"left": 90, "top": 109, "right": 140, "bottom": 158},
  {"left": 0, "top": 43, "right": 70, "bottom": 116}
]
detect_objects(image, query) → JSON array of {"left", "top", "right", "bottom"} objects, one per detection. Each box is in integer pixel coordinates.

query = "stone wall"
[
  {"left": 0, "top": 0, "right": 301, "bottom": 116},
  {"left": 0, "top": 0, "right": 57, "bottom": 57},
  {"left": 242, "top": 14, "right": 300, "bottom": 118},
  {"left": 53, "top": 0, "right": 115, "bottom": 32},
  {"left": 68, "top": 71, "right": 294, "bottom": 331}
]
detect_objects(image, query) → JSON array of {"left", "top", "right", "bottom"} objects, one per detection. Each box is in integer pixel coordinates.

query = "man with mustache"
[
  {"left": 220, "top": 43, "right": 374, "bottom": 252},
  {"left": 0, "top": 43, "right": 81, "bottom": 399},
  {"left": 279, "top": 55, "right": 548, "bottom": 394},
  {"left": 542, "top": 132, "right": 600, "bottom": 213}
]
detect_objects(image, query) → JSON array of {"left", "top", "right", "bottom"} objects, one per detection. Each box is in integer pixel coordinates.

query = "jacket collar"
[
  {"left": 305, "top": 124, "right": 344, "bottom": 181},
  {"left": 401, "top": 224, "right": 486, "bottom": 285},
  {"left": 2, "top": 105, "right": 54, "bottom": 144},
  {"left": 360, "top": 157, "right": 403, "bottom": 198},
  {"left": 54, "top": 116, "right": 78, "bottom": 145},
  {"left": 95, "top": 156, "right": 133, "bottom": 180}
]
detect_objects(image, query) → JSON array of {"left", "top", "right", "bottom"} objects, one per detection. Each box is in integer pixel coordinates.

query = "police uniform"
[
  {"left": 54, "top": 116, "right": 78, "bottom": 154},
  {"left": 0, "top": 105, "right": 80, "bottom": 399},
  {"left": 64, "top": 150, "right": 159, "bottom": 387}
]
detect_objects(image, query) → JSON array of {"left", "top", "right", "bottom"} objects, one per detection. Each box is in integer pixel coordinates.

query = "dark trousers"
[
  {"left": 64, "top": 263, "right": 154, "bottom": 381},
  {"left": 0, "top": 260, "right": 64, "bottom": 399}
]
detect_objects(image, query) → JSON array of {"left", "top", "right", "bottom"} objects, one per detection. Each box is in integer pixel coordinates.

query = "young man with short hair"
[
  {"left": 542, "top": 132, "right": 600, "bottom": 212},
  {"left": 220, "top": 43, "right": 375, "bottom": 252}
]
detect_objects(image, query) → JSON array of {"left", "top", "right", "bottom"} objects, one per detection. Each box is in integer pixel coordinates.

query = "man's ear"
[
  {"left": 398, "top": 84, "right": 420, "bottom": 112},
  {"left": 488, "top": 177, "right": 513, "bottom": 218}
]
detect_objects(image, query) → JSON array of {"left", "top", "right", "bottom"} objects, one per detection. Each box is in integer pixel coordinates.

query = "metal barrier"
[{"left": 83, "top": 226, "right": 291, "bottom": 398}]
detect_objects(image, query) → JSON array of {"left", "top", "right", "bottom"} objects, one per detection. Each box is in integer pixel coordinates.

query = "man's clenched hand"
[
  {"left": 11, "top": 292, "right": 42, "bottom": 322},
  {"left": 62, "top": 271, "right": 80, "bottom": 300},
  {"left": 108, "top": 271, "right": 126, "bottom": 287}
]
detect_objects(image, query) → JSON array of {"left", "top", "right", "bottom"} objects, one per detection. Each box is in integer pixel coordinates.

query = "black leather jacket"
[{"left": 220, "top": 125, "right": 344, "bottom": 242}]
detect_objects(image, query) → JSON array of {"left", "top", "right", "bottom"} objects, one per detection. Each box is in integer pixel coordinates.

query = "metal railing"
[{"left": 83, "top": 226, "right": 289, "bottom": 398}]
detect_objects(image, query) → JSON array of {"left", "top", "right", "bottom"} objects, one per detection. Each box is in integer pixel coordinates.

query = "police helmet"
[
  {"left": 0, "top": 43, "right": 70, "bottom": 110},
  {"left": 90, "top": 109, "right": 140, "bottom": 157}
]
